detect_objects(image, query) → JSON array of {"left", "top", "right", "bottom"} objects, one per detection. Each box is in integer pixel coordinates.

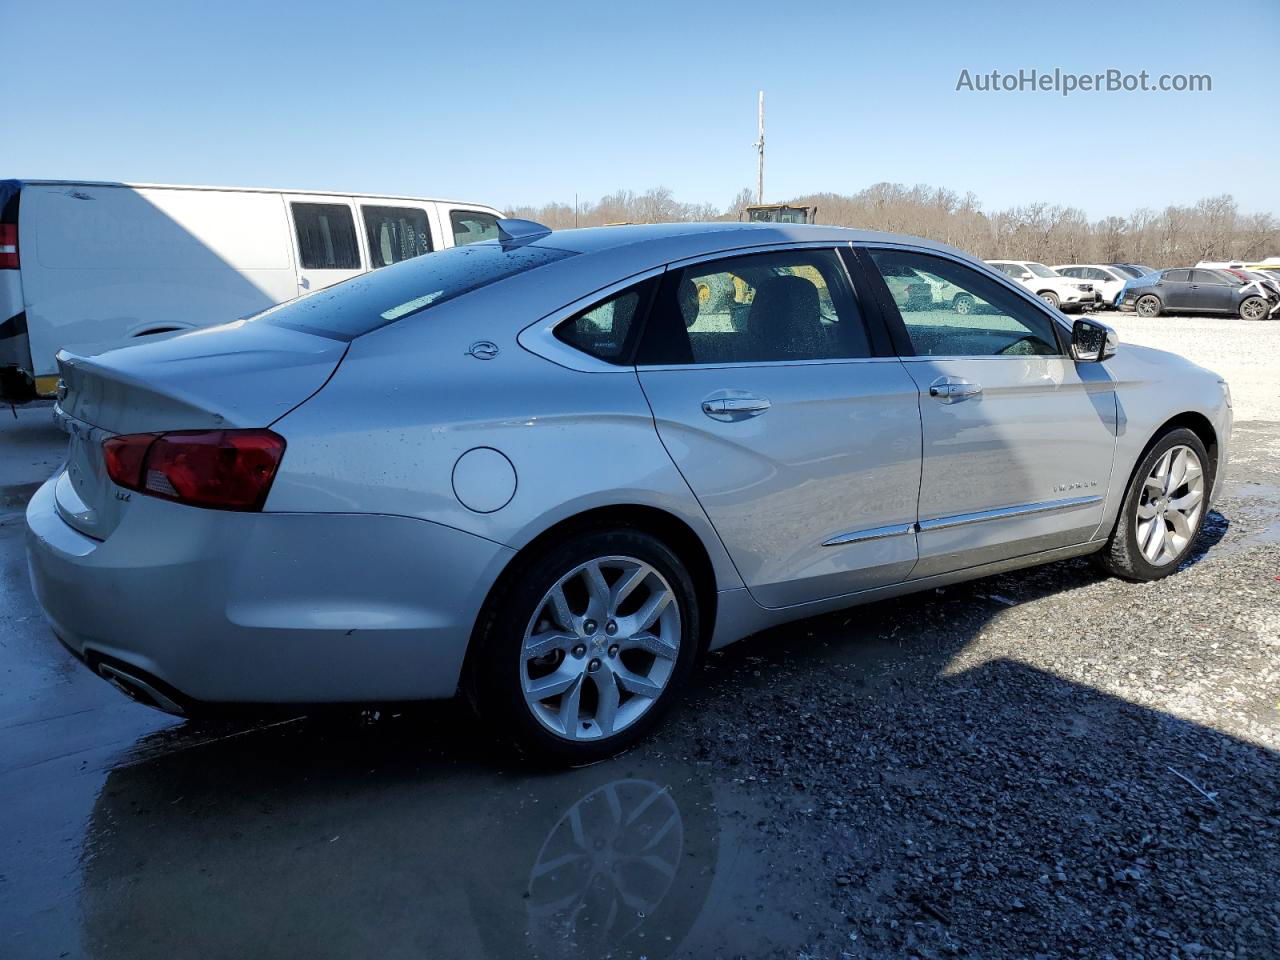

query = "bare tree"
[{"left": 505, "top": 184, "right": 1276, "bottom": 267}]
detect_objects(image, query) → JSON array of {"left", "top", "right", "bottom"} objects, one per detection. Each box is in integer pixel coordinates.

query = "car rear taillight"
[
  {"left": 0, "top": 224, "right": 17, "bottom": 269},
  {"left": 103, "top": 429, "right": 286, "bottom": 511}
]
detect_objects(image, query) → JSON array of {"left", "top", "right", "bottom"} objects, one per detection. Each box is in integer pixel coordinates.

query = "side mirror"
[{"left": 1071, "top": 317, "right": 1117, "bottom": 362}]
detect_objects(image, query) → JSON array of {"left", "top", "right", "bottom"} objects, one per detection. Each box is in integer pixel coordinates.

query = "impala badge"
[{"left": 1053, "top": 480, "right": 1098, "bottom": 493}]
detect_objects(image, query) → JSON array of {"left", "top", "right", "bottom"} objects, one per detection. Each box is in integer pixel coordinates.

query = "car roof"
[{"left": 522, "top": 221, "right": 966, "bottom": 260}]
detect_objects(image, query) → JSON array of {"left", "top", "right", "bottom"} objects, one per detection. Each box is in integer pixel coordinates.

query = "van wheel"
[
  {"left": 1098, "top": 427, "right": 1210, "bottom": 582},
  {"left": 1038, "top": 291, "right": 1060, "bottom": 309},
  {"left": 1136, "top": 295, "right": 1162, "bottom": 318},
  {"left": 469, "top": 528, "right": 699, "bottom": 764},
  {"left": 1239, "top": 296, "right": 1268, "bottom": 321}
]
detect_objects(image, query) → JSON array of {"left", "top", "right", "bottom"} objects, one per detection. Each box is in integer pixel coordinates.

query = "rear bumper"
[{"left": 25, "top": 477, "right": 513, "bottom": 706}]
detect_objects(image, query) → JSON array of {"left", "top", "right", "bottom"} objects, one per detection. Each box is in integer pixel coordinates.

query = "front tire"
[
  {"left": 1038, "top": 291, "right": 1060, "bottom": 309},
  {"left": 1239, "top": 296, "right": 1268, "bottom": 321},
  {"left": 1098, "top": 428, "right": 1210, "bottom": 582},
  {"left": 953, "top": 293, "right": 976, "bottom": 315},
  {"left": 469, "top": 527, "right": 700, "bottom": 764},
  {"left": 1136, "top": 294, "right": 1162, "bottom": 318}
]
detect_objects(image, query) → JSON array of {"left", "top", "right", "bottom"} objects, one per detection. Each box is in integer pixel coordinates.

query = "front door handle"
[
  {"left": 701, "top": 395, "right": 772, "bottom": 421},
  {"left": 928, "top": 377, "right": 982, "bottom": 404}
]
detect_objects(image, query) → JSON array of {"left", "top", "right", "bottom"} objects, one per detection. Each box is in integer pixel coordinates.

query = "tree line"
[{"left": 508, "top": 184, "right": 1278, "bottom": 267}]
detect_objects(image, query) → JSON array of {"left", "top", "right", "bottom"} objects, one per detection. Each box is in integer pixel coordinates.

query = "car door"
[
  {"left": 859, "top": 246, "right": 1119, "bottom": 578},
  {"left": 1188, "top": 269, "right": 1233, "bottom": 312},
  {"left": 1158, "top": 269, "right": 1195, "bottom": 310},
  {"left": 286, "top": 196, "right": 365, "bottom": 294},
  {"left": 635, "top": 246, "right": 923, "bottom": 609},
  {"left": 1094, "top": 267, "right": 1125, "bottom": 304}
]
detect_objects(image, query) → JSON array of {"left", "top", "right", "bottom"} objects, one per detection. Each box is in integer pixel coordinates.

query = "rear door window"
[
  {"left": 362, "top": 206, "right": 433, "bottom": 268},
  {"left": 637, "top": 249, "right": 872, "bottom": 365},
  {"left": 291, "top": 203, "right": 361, "bottom": 269},
  {"left": 451, "top": 210, "right": 500, "bottom": 246}
]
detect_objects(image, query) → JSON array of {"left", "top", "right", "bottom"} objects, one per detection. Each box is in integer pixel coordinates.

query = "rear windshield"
[{"left": 252, "top": 241, "right": 576, "bottom": 339}]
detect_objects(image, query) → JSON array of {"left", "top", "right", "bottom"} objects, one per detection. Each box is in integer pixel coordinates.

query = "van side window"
[
  {"left": 362, "top": 206, "right": 433, "bottom": 269},
  {"left": 451, "top": 211, "right": 499, "bottom": 247},
  {"left": 291, "top": 203, "right": 361, "bottom": 269}
]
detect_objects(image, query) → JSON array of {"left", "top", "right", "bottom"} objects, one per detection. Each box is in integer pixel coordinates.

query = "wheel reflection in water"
[{"left": 525, "top": 778, "right": 683, "bottom": 957}]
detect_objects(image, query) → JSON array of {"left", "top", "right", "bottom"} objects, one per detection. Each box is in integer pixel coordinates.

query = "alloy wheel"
[
  {"left": 1136, "top": 295, "right": 1160, "bottom": 318},
  {"left": 1135, "top": 444, "right": 1205, "bottom": 566},
  {"left": 521, "top": 556, "right": 681, "bottom": 741},
  {"left": 1240, "top": 297, "right": 1266, "bottom": 321}
]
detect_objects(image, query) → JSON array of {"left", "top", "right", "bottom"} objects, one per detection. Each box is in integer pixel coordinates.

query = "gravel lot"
[
  {"left": 1107, "top": 312, "right": 1280, "bottom": 421},
  {"left": 668, "top": 312, "right": 1280, "bottom": 957},
  {"left": 1, "top": 314, "right": 1276, "bottom": 960}
]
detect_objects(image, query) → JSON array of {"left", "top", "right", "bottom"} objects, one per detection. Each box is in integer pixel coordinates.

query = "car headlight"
[{"left": 1219, "top": 379, "right": 1232, "bottom": 409}]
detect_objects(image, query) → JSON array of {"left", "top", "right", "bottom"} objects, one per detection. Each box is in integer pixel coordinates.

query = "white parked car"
[
  {"left": 26, "top": 221, "right": 1232, "bottom": 762},
  {"left": 1053, "top": 264, "right": 1131, "bottom": 308},
  {"left": 987, "top": 260, "right": 1096, "bottom": 311},
  {"left": 0, "top": 179, "right": 501, "bottom": 404}
]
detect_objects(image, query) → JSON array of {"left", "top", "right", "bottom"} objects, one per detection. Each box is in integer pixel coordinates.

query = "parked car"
[
  {"left": 986, "top": 260, "right": 1095, "bottom": 311},
  {"left": 1119, "top": 268, "right": 1276, "bottom": 320},
  {"left": 1108, "top": 263, "right": 1160, "bottom": 280},
  {"left": 1229, "top": 270, "right": 1280, "bottom": 318},
  {"left": 1053, "top": 264, "right": 1130, "bottom": 307},
  {"left": 27, "top": 221, "right": 1232, "bottom": 762},
  {"left": 0, "top": 179, "right": 502, "bottom": 404}
]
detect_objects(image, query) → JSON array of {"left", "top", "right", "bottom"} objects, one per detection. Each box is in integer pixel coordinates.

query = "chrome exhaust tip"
[{"left": 97, "top": 662, "right": 187, "bottom": 716}]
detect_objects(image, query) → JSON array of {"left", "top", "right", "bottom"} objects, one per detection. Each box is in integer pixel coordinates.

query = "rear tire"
[
  {"left": 468, "top": 527, "right": 700, "bottom": 765},
  {"left": 1098, "top": 428, "right": 1211, "bottom": 582},
  {"left": 1239, "top": 296, "right": 1268, "bottom": 321},
  {"left": 953, "top": 293, "right": 975, "bottom": 315}
]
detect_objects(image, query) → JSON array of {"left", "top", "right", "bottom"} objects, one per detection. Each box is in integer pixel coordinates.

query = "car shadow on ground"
[{"left": 71, "top": 511, "right": 1275, "bottom": 959}]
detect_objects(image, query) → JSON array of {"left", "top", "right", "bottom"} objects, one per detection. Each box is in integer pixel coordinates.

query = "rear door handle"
[
  {"left": 928, "top": 377, "right": 982, "bottom": 404},
  {"left": 701, "top": 395, "right": 772, "bottom": 421}
]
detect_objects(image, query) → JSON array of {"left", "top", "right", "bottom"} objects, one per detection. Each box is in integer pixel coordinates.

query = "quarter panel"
[{"left": 266, "top": 310, "right": 744, "bottom": 590}]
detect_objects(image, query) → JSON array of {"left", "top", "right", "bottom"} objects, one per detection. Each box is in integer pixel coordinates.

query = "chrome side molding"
[
  {"left": 821, "top": 522, "right": 916, "bottom": 547},
  {"left": 916, "top": 495, "right": 1103, "bottom": 532},
  {"left": 823, "top": 495, "right": 1103, "bottom": 546}
]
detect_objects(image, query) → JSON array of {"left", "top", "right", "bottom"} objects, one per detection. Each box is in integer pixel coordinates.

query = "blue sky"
[{"left": 9, "top": 0, "right": 1278, "bottom": 219}]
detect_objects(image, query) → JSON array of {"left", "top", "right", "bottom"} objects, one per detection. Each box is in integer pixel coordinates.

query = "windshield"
[
  {"left": 252, "top": 242, "right": 577, "bottom": 339},
  {"left": 1112, "top": 264, "right": 1143, "bottom": 278},
  {"left": 1026, "top": 263, "right": 1058, "bottom": 278}
]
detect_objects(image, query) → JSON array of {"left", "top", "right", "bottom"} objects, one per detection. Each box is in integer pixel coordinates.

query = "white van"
[{"left": 0, "top": 179, "right": 502, "bottom": 403}]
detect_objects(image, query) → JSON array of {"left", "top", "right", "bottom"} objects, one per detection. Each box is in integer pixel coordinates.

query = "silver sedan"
[{"left": 26, "top": 221, "right": 1232, "bottom": 762}]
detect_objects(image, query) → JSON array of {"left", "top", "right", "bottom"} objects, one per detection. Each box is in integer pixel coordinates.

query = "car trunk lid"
[{"left": 53, "top": 320, "right": 345, "bottom": 539}]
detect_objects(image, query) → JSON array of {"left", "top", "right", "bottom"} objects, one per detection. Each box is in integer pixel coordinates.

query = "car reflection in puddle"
[
  {"left": 78, "top": 712, "right": 719, "bottom": 960},
  {"left": 526, "top": 778, "right": 684, "bottom": 956}
]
